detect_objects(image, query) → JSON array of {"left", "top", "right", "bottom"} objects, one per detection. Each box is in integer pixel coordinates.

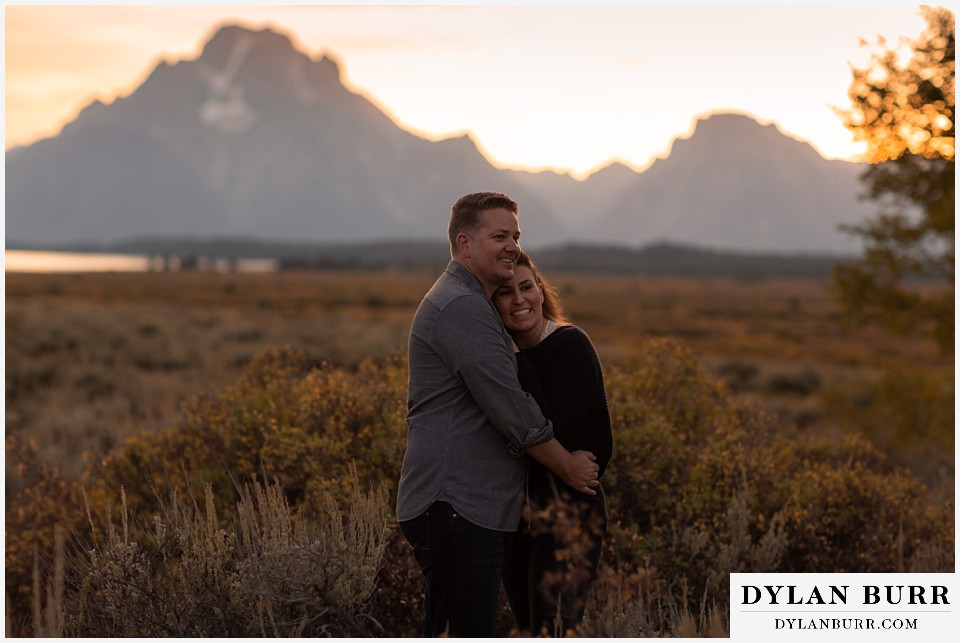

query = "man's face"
[{"left": 458, "top": 207, "right": 521, "bottom": 296}]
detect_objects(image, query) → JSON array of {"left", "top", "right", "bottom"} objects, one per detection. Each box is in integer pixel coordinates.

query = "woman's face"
[{"left": 493, "top": 264, "right": 543, "bottom": 337}]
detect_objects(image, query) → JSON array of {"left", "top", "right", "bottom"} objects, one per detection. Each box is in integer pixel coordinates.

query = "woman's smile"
[{"left": 494, "top": 264, "right": 546, "bottom": 347}]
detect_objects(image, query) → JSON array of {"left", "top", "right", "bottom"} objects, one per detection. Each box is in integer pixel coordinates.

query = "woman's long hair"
[{"left": 516, "top": 251, "right": 569, "bottom": 324}]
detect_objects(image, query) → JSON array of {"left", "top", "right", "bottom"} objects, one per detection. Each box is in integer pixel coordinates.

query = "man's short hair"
[{"left": 448, "top": 192, "right": 519, "bottom": 255}]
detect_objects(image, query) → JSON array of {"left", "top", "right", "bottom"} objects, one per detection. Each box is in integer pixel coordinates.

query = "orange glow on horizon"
[{"left": 4, "top": 4, "right": 930, "bottom": 177}]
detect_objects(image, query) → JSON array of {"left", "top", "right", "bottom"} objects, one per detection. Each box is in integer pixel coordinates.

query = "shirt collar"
[{"left": 446, "top": 259, "right": 486, "bottom": 296}]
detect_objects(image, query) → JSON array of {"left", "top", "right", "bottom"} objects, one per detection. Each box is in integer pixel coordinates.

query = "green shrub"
[
  {"left": 99, "top": 347, "right": 408, "bottom": 515},
  {"left": 48, "top": 470, "right": 391, "bottom": 637},
  {"left": 821, "top": 365, "right": 954, "bottom": 490},
  {"left": 600, "top": 338, "right": 953, "bottom": 624},
  {"left": 4, "top": 436, "right": 97, "bottom": 636},
  {"left": 8, "top": 339, "right": 953, "bottom": 637}
]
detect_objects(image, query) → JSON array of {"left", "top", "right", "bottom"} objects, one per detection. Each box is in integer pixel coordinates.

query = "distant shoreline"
[
  {"left": 5, "top": 240, "right": 855, "bottom": 279},
  {"left": 4, "top": 249, "right": 279, "bottom": 274}
]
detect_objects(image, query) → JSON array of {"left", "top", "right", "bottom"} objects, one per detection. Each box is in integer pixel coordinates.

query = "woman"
[{"left": 493, "top": 251, "right": 613, "bottom": 636}]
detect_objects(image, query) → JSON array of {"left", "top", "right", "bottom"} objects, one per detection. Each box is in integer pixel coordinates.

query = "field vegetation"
[{"left": 5, "top": 269, "right": 954, "bottom": 637}]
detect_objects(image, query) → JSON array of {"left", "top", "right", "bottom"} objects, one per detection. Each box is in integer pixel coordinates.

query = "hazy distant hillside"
[
  {"left": 5, "top": 25, "right": 564, "bottom": 247},
  {"left": 505, "top": 162, "right": 639, "bottom": 233},
  {"left": 587, "top": 115, "right": 875, "bottom": 253},
  {"left": 24, "top": 236, "right": 849, "bottom": 279},
  {"left": 6, "top": 23, "right": 879, "bottom": 255}
]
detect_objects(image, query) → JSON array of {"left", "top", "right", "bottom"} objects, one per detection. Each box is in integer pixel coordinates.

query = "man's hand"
[
  {"left": 526, "top": 439, "right": 599, "bottom": 495},
  {"left": 563, "top": 450, "right": 600, "bottom": 495}
]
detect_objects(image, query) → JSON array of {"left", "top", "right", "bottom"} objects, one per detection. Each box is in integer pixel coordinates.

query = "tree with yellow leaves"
[{"left": 834, "top": 6, "right": 954, "bottom": 352}]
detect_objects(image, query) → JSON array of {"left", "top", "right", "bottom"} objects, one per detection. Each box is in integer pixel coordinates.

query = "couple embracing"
[{"left": 396, "top": 192, "right": 613, "bottom": 637}]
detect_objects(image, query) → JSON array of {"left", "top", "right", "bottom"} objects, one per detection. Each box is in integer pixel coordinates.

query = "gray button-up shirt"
[{"left": 396, "top": 260, "right": 554, "bottom": 531}]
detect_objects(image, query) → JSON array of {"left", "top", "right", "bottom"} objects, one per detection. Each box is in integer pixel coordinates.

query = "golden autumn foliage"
[
  {"left": 9, "top": 340, "right": 952, "bottom": 637},
  {"left": 834, "top": 6, "right": 955, "bottom": 352}
]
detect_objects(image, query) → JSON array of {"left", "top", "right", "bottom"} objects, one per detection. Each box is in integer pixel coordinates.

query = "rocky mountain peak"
[
  {"left": 196, "top": 24, "right": 341, "bottom": 96},
  {"left": 200, "top": 25, "right": 293, "bottom": 68},
  {"left": 5, "top": 27, "right": 874, "bottom": 254},
  {"left": 692, "top": 112, "right": 773, "bottom": 137},
  {"left": 666, "top": 112, "right": 822, "bottom": 164}
]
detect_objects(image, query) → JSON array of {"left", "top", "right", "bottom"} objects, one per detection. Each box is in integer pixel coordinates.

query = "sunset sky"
[{"left": 4, "top": 2, "right": 934, "bottom": 177}]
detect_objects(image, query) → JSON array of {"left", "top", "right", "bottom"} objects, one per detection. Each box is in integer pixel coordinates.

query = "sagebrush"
[{"left": 9, "top": 339, "right": 954, "bottom": 637}]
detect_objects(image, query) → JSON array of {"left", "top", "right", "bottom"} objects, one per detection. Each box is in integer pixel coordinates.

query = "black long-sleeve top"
[{"left": 516, "top": 325, "right": 613, "bottom": 505}]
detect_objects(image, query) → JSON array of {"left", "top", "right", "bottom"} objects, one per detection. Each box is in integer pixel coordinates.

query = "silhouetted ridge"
[{"left": 5, "top": 24, "right": 881, "bottom": 256}]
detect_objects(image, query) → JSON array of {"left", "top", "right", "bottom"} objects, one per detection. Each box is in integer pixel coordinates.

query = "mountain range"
[{"left": 6, "top": 24, "right": 880, "bottom": 254}]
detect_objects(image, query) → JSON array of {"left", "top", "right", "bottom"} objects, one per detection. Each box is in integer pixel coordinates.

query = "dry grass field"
[
  {"left": 5, "top": 269, "right": 951, "bottom": 485},
  {"left": 5, "top": 268, "right": 953, "bottom": 637}
]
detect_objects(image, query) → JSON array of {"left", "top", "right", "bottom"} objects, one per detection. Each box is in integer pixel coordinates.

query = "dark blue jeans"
[{"left": 399, "top": 501, "right": 510, "bottom": 637}]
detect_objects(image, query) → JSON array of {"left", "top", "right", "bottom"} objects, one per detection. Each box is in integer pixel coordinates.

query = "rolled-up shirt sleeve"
[{"left": 433, "top": 294, "right": 553, "bottom": 454}]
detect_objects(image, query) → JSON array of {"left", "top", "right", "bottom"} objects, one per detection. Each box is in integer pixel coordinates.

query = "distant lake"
[{"left": 4, "top": 249, "right": 278, "bottom": 273}]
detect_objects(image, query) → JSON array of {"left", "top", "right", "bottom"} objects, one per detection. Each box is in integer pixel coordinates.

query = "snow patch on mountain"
[
  {"left": 200, "top": 89, "right": 258, "bottom": 133},
  {"left": 208, "top": 30, "right": 255, "bottom": 94},
  {"left": 289, "top": 59, "right": 317, "bottom": 103},
  {"left": 196, "top": 30, "right": 260, "bottom": 133}
]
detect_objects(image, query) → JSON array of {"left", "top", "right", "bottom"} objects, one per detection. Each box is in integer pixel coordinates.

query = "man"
[{"left": 396, "top": 192, "right": 599, "bottom": 637}]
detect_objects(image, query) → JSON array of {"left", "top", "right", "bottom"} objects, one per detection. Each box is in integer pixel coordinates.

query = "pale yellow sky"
[{"left": 3, "top": 3, "right": 934, "bottom": 177}]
